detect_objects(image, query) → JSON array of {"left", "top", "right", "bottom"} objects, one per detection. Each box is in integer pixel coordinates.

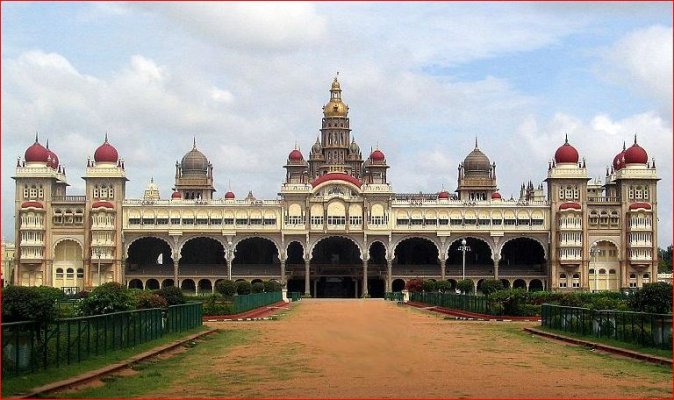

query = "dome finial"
[
  {"left": 564, "top": 132, "right": 568, "bottom": 144},
  {"left": 35, "top": 131, "right": 39, "bottom": 143},
  {"left": 46, "top": 139, "right": 49, "bottom": 149},
  {"left": 622, "top": 140, "right": 626, "bottom": 151},
  {"left": 634, "top": 133, "right": 637, "bottom": 145},
  {"left": 104, "top": 132, "right": 108, "bottom": 143},
  {"left": 193, "top": 137, "right": 197, "bottom": 149},
  {"left": 475, "top": 137, "right": 479, "bottom": 149},
  {"left": 150, "top": 177, "right": 154, "bottom": 183}
]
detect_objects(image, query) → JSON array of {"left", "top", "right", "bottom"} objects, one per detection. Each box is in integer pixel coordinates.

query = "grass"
[
  {"left": 1, "top": 326, "right": 207, "bottom": 398},
  {"left": 536, "top": 325, "right": 673, "bottom": 359},
  {"left": 61, "top": 329, "right": 250, "bottom": 398}
]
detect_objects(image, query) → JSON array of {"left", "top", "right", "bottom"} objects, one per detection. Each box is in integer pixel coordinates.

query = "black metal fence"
[
  {"left": 541, "top": 304, "right": 672, "bottom": 349},
  {"left": 409, "top": 292, "right": 490, "bottom": 314},
  {"left": 2, "top": 302, "right": 203, "bottom": 377}
]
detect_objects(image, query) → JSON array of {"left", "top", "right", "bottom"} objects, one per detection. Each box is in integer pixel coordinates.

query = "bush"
[
  {"left": 422, "top": 280, "right": 437, "bottom": 292},
  {"left": 154, "top": 286, "right": 185, "bottom": 305},
  {"left": 456, "top": 279, "right": 474, "bottom": 294},
  {"left": 405, "top": 278, "right": 423, "bottom": 293},
  {"left": 252, "top": 282, "right": 265, "bottom": 294},
  {"left": 480, "top": 279, "right": 504, "bottom": 295},
  {"left": 435, "top": 280, "right": 452, "bottom": 293},
  {"left": 202, "top": 294, "right": 234, "bottom": 316},
  {"left": 263, "top": 280, "right": 282, "bottom": 292},
  {"left": 134, "top": 291, "right": 168, "bottom": 309},
  {"left": 487, "top": 288, "right": 529, "bottom": 315},
  {"left": 77, "top": 282, "right": 133, "bottom": 316},
  {"left": 215, "top": 280, "right": 237, "bottom": 297},
  {"left": 236, "top": 280, "right": 252, "bottom": 295},
  {"left": 1, "top": 286, "right": 63, "bottom": 324},
  {"left": 628, "top": 282, "right": 673, "bottom": 314}
]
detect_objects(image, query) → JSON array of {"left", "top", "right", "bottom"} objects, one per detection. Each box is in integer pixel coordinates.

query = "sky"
[{"left": 2, "top": 2, "right": 672, "bottom": 247}]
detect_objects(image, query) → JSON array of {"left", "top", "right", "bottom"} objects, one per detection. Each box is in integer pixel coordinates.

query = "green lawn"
[{"left": 1, "top": 326, "right": 207, "bottom": 398}]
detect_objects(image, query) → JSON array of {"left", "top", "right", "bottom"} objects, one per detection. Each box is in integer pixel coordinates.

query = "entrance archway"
[
  {"left": 589, "top": 241, "right": 619, "bottom": 291},
  {"left": 53, "top": 240, "right": 84, "bottom": 289},
  {"left": 146, "top": 279, "right": 160, "bottom": 290},
  {"left": 232, "top": 237, "right": 280, "bottom": 278},
  {"left": 446, "top": 237, "right": 493, "bottom": 277},
  {"left": 127, "top": 237, "right": 173, "bottom": 273},
  {"left": 393, "top": 237, "right": 439, "bottom": 277},
  {"left": 499, "top": 238, "right": 545, "bottom": 276},
  {"left": 392, "top": 278, "right": 406, "bottom": 292},
  {"left": 311, "top": 236, "right": 362, "bottom": 298},
  {"left": 368, "top": 241, "right": 387, "bottom": 298},
  {"left": 128, "top": 279, "right": 143, "bottom": 289}
]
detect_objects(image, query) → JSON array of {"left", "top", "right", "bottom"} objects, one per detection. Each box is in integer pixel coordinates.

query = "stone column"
[
  {"left": 304, "top": 260, "right": 311, "bottom": 297},
  {"left": 386, "top": 259, "right": 393, "bottom": 292},
  {"left": 362, "top": 259, "right": 369, "bottom": 297},
  {"left": 173, "top": 260, "right": 179, "bottom": 287},
  {"left": 226, "top": 249, "right": 233, "bottom": 280},
  {"left": 493, "top": 257, "right": 500, "bottom": 280},
  {"left": 280, "top": 260, "right": 286, "bottom": 285},
  {"left": 440, "top": 256, "right": 446, "bottom": 280}
]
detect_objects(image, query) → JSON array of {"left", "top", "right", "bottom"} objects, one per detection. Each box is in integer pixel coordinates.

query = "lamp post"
[
  {"left": 590, "top": 245, "right": 599, "bottom": 292},
  {"left": 458, "top": 239, "right": 471, "bottom": 282},
  {"left": 95, "top": 248, "right": 102, "bottom": 287}
]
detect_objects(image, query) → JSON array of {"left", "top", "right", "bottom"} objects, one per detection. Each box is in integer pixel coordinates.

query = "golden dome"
[{"left": 323, "top": 76, "right": 349, "bottom": 117}]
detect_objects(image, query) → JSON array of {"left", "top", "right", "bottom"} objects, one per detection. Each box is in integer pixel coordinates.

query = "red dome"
[
  {"left": 554, "top": 138, "right": 579, "bottom": 164},
  {"left": 624, "top": 143, "right": 648, "bottom": 165},
  {"left": 21, "top": 201, "right": 44, "bottom": 209},
  {"left": 438, "top": 190, "right": 450, "bottom": 199},
  {"left": 92, "top": 201, "right": 114, "bottom": 209},
  {"left": 311, "top": 173, "right": 362, "bottom": 188},
  {"left": 94, "top": 136, "right": 119, "bottom": 163},
  {"left": 629, "top": 202, "right": 651, "bottom": 210},
  {"left": 171, "top": 191, "right": 182, "bottom": 199},
  {"left": 25, "top": 141, "right": 49, "bottom": 163},
  {"left": 46, "top": 148, "right": 59, "bottom": 169},
  {"left": 288, "top": 149, "right": 303, "bottom": 161},
  {"left": 559, "top": 202, "right": 582, "bottom": 210},
  {"left": 224, "top": 191, "right": 236, "bottom": 199},
  {"left": 491, "top": 192, "right": 502, "bottom": 200},
  {"left": 613, "top": 150, "right": 626, "bottom": 170},
  {"left": 370, "top": 149, "right": 385, "bottom": 161}
]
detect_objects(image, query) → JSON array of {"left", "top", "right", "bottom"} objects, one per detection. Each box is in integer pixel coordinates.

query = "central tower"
[{"left": 308, "top": 77, "right": 363, "bottom": 179}]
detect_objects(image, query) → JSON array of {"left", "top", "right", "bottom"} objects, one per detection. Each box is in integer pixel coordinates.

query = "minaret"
[{"left": 316, "top": 75, "right": 355, "bottom": 176}]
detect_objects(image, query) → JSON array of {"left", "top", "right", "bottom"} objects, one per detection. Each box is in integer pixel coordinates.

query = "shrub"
[
  {"left": 422, "top": 280, "right": 437, "bottom": 292},
  {"left": 215, "top": 280, "right": 237, "bottom": 297},
  {"left": 435, "top": 280, "right": 452, "bottom": 293},
  {"left": 154, "top": 286, "right": 185, "bottom": 305},
  {"left": 236, "top": 280, "right": 252, "bottom": 295},
  {"left": 480, "top": 279, "right": 504, "bottom": 295},
  {"left": 628, "top": 282, "right": 673, "bottom": 314},
  {"left": 202, "top": 294, "right": 234, "bottom": 316},
  {"left": 77, "top": 282, "right": 133, "bottom": 316},
  {"left": 487, "top": 288, "right": 529, "bottom": 316},
  {"left": 252, "top": 282, "right": 265, "bottom": 294},
  {"left": 456, "top": 279, "right": 474, "bottom": 294},
  {"left": 263, "top": 280, "right": 282, "bottom": 292},
  {"left": 1, "top": 286, "right": 63, "bottom": 324},
  {"left": 405, "top": 278, "right": 423, "bottom": 293},
  {"left": 134, "top": 291, "right": 168, "bottom": 309}
]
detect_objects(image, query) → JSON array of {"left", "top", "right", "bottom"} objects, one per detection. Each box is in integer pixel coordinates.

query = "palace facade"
[{"left": 12, "top": 78, "right": 659, "bottom": 297}]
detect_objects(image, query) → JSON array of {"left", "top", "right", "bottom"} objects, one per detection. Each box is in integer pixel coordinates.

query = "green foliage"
[
  {"left": 134, "top": 291, "right": 168, "bottom": 309},
  {"left": 435, "top": 280, "right": 452, "bottom": 293},
  {"left": 405, "top": 278, "right": 423, "bottom": 293},
  {"left": 487, "top": 288, "right": 529, "bottom": 315},
  {"left": 480, "top": 279, "right": 504, "bottom": 295},
  {"left": 154, "top": 286, "right": 185, "bottom": 305},
  {"left": 456, "top": 279, "right": 474, "bottom": 294},
  {"left": 77, "top": 282, "right": 133, "bottom": 316},
  {"left": 422, "top": 280, "right": 437, "bottom": 292},
  {"left": 251, "top": 282, "right": 265, "bottom": 294},
  {"left": 1, "top": 286, "right": 64, "bottom": 324},
  {"left": 263, "top": 280, "right": 282, "bottom": 292},
  {"left": 201, "top": 294, "right": 234, "bottom": 315},
  {"left": 215, "top": 280, "right": 237, "bottom": 297},
  {"left": 658, "top": 246, "right": 672, "bottom": 272},
  {"left": 235, "top": 280, "right": 252, "bottom": 295},
  {"left": 628, "top": 282, "right": 673, "bottom": 314}
]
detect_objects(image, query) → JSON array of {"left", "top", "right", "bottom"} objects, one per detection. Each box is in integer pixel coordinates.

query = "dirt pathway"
[{"left": 140, "top": 300, "right": 673, "bottom": 398}]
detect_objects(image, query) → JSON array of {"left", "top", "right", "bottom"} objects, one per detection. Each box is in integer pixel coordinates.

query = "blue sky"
[{"left": 2, "top": 2, "right": 672, "bottom": 246}]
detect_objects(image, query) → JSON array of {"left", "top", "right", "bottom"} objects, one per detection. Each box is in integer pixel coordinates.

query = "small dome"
[
  {"left": 491, "top": 192, "right": 502, "bottom": 200},
  {"left": 629, "top": 202, "right": 651, "bottom": 210},
  {"left": 94, "top": 135, "right": 119, "bottom": 163},
  {"left": 24, "top": 137, "right": 49, "bottom": 164},
  {"left": 21, "top": 201, "right": 44, "bottom": 209},
  {"left": 554, "top": 136, "right": 579, "bottom": 164},
  {"left": 288, "top": 149, "right": 303, "bottom": 161},
  {"left": 438, "top": 190, "right": 450, "bottom": 199},
  {"left": 323, "top": 77, "right": 349, "bottom": 118},
  {"left": 463, "top": 148, "right": 491, "bottom": 172},
  {"left": 224, "top": 191, "right": 236, "bottom": 199},
  {"left": 171, "top": 191, "right": 182, "bottom": 199},
  {"left": 181, "top": 142, "right": 209, "bottom": 176},
  {"left": 613, "top": 147, "right": 626, "bottom": 170},
  {"left": 45, "top": 142, "right": 59, "bottom": 169},
  {"left": 559, "top": 202, "right": 582, "bottom": 210},
  {"left": 92, "top": 201, "right": 114, "bottom": 209},
  {"left": 624, "top": 141, "right": 648, "bottom": 165},
  {"left": 370, "top": 149, "right": 385, "bottom": 162}
]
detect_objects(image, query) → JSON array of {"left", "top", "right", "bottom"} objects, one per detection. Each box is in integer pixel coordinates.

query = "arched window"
[
  {"left": 66, "top": 268, "right": 74, "bottom": 279},
  {"left": 56, "top": 268, "right": 64, "bottom": 279},
  {"left": 76, "top": 268, "right": 84, "bottom": 278},
  {"left": 559, "top": 273, "right": 567, "bottom": 279}
]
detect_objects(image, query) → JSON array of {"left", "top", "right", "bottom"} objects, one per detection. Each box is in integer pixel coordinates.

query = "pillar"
[
  {"left": 386, "top": 259, "right": 393, "bottom": 292},
  {"left": 355, "top": 279, "right": 358, "bottom": 298},
  {"left": 280, "top": 260, "right": 286, "bottom": 285},
  {"left": 362, "top": 259, "right": 369, "bottom": 297},
  {"left": 304, "top": 260, "right": 311, "bottom": 296},
  {"left": 493, "top": 257, "right": 499, "bottom": 280},
  {"left": 440, "top": 257, "right": 446, "bottom": 280},
  {"left": 313, "top": 278, "right": 318, "bottom": 298},
  {"left": 173, "top": 261, "right": 179, "bottom": 287},
  {"left": 227, "top": 251, "right": 233, "bottom": 280}
]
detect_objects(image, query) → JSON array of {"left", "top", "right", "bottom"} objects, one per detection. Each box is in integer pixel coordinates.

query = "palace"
[{"left": 12, "top": 77, "right": 659, "bottom": 298}]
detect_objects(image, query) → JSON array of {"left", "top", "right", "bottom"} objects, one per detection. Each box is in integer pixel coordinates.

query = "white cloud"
[{"left": 599, "top": 25, "right": 673, "bottom": 120}]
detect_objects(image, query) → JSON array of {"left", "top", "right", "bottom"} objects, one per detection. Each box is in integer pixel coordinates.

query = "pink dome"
[
  {"left": 438, "top": 190, "right": 450, "bottom": 199},
  {"left": 288, "top": 149, "right": 303, "bottom": 161},
  {"left": 92, "top": 201, "right": 114, "bottom": 209},
  {"left": 491, "top": 192, "right": 502, "bottom": 200},
  {"left": 554, "top": 137, "right": 579, "bottom": 164},
  {"left": 171, "top": 191, "right": 182, "bottom": 199},
  {"left": 225, "top": 191, "right": 236, "bottom": 199},
  {"left": 94, "top": 136, "right": 119, "bottom": 163},
  {"left": 613, "top": 149, "right": 626, "bottom": 170},
  {"left": 370, "top": 149, "right": 385, "bottom": 161},
  {"left": 624, "top": 143, "right": 648, "bottom": 165}
]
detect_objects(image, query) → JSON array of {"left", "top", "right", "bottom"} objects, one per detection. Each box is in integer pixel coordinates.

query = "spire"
[
  {"left": 150, "top": 177, "right": 154, "bottom": 183},
  {"left": 46, "top": 139, "right": 49, "bottom": 149},
  {"left": 633, "top": 133, "right": 637, "bottom": 145},
  {"left": 475, "top": 137, "right": 479, "bottom": 149},
  {"left": 564, "top": 132, "right": 568, "bottom": 144},
  {"left": 104, "top": 132, "right": 109, "bottom": 143},
  {"left": 193, "top": 137, "right": 196, "bottom": 149},
  {"left": 622, "top": 141, "right": 626, "bottom": 151},
  {"left": 35, "top": 131, "right": 39, "bottom": 143}
]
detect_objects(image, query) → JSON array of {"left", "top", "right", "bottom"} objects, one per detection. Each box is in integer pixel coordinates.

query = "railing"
[
  {"left": 51, "top": 195, "right": 87, "bottom": 202},
  {"left": 541, "top": 304, "right": 672, "bottom": 350},
  {"left": 2, "top": 303, "right": 203, "bottom": 377},
  {"left": 384, "top": 292, "right": 404, "bottom": 302},
  {"left": 233, "top": 291, "right": 282, "bottom": 314},
  {"left": 409, "top": 292, "right": 490, "bottom": 314}
]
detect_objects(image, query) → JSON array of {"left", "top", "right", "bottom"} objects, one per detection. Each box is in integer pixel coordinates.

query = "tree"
[
  {"left": 252, "top": 282, "right": 265, "bottom": 294},
  {"left": 658, "top": 246, "right": 672, "bottom": 272},
  {"left": 215, "top": 279, "right": 237, "bottom": 297},
  {"left": 77, "top": 282, "right": 133, "bottom": 316},
  {"left": 235, "top": 280, "right": 252, "bottom": 295},
  {"left": 628, "top": 282, "right": 673, "bottom": 314},
  {"left": 422, "top": 280, "right": 437, "bottom": 292},
  {"left": 405, "top": 278, "right": 423, "bottom": 293},
  {"left": 1, "top": 286, "right": 63, "bottom": 324},
  {"left": 435, "top": 280, "right": 452, "bottom": 293},
  {"left": 135, "top": 291, "right": 168, "bottom": 309},
  {"left": 456, "top": 279, "right": 475, "bottom": 294},
  {"left": 480, "top": 279, "right": 504, "bottom": 295},
  {"left": 154, "top": 286, "right": 186, "bottom": 305},
  {"left": 263, "top": 280, "right": 282, "bottom": 292}
]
